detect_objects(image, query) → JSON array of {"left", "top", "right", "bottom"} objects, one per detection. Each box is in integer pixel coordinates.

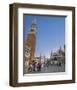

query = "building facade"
[{"left": 50, "top": 46, "right": 65, "bottom": 65}]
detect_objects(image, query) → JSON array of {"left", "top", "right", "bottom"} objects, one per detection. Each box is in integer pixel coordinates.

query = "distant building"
[
  {"left": 50, "top": 46, "right": 65, "bottom": 65},
  {"left": 33, "top": 57, "right": 41, "bottom": 63},
  {"left": 34, "top": 54, "right": 46, "bottom": 64}
]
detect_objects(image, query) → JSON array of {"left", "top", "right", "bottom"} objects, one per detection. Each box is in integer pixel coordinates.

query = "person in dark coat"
[{"left": 37, "top": 62, "right": 41, "bottom": 71}]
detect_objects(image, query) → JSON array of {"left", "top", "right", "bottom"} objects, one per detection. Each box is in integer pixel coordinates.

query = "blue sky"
[{"left": 24, "top": 15, "right": 65, "bottom": 58}]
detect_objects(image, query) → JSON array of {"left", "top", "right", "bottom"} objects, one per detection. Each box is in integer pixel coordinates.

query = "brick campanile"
[{"left": 26, "top": 19, "right": 37, "bottom": 64}]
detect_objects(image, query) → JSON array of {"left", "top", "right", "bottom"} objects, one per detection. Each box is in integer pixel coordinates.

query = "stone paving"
[{"left": 26, "top": 64, "right": 65, "bottom": 74}]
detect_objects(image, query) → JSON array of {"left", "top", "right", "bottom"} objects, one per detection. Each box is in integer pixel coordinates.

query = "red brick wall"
[{"left": 26, "top": 33, "right": 36, "bottom": 64}]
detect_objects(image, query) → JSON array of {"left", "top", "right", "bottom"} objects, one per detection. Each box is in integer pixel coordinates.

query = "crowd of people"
[
  {"left": 28, "top": 60, "right": 42, "bottom": 72},
  {"left": 24, "top": 57, "right": 65, "bottom": 73}
]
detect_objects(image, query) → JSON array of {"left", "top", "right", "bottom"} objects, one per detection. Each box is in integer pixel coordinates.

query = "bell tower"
[
  {"left": 30, "top": 19, "right": 37, "bottom": 34},
  {"left": 26, "top": 19, "right": 37, "bottom": 64}
]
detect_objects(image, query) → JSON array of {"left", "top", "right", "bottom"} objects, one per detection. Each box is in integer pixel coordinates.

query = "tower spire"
[{"left": 29, "top": 18, "right": 37, "bottom": 34}]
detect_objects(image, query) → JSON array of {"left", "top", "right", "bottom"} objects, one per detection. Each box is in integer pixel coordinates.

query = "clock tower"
[{"left": 25, "top": 19, "right": 37, "bottom": 64}]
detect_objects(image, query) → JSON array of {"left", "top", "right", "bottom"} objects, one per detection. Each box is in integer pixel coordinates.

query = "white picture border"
[{"left": 18, "top": 8, "right": 72, "bottom": 83}]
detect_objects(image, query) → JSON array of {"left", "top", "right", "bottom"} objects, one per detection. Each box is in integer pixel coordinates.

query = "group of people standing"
[{"left": 28, "top": 60, "right": 42, "bottom": 72}]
